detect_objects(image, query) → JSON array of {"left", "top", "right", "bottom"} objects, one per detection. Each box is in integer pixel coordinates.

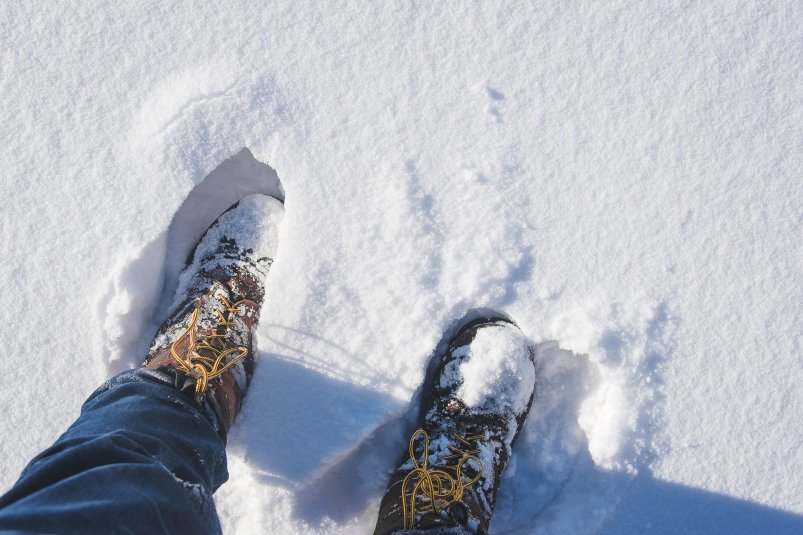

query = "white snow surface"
[
  {"left": 1, "top": 2, "right": 801, "bottom": 534},
  {"left": 449, "top": 324, "right": 535, "bottom": 415}
]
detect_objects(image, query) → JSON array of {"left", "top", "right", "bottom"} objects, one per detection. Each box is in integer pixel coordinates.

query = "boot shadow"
[{"left": 238, "top": 352, "right": 406, "bottom": 495}]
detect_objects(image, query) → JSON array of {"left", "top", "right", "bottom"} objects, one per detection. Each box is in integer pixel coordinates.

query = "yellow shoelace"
[
  {"left": 400, "top": 428, "right": 484, "bottom": 529},
  {"left": 170, "top": 294, "right": 248, "bottom": 402}
]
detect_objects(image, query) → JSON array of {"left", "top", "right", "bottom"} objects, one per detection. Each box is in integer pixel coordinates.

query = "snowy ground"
[{"left": 1, "top": 2, "right": 801, "bottom": 533}]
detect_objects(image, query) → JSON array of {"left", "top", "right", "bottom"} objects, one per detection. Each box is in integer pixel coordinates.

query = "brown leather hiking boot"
[
  {"left": 373, "top": 315, "right": 536, "bottom": 535},
  {"left": 142, "top": 194, "right": 283, "bottom": 436}
]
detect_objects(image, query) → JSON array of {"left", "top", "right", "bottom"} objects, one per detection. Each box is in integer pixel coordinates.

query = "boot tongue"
[
  {"left": 192, "top": 282, "right": 230, "bottom": 329},
  {"left": 179, "top": 372, "right": 200, "bottom": 396}
]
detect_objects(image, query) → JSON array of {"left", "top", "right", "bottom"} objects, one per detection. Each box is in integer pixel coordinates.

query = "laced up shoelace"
[
  {"left": 170, "top": 293, "right": 248, "bottom": 402},
  {"left": 400, "top": 428, "right": 484, "bottom": 529}
]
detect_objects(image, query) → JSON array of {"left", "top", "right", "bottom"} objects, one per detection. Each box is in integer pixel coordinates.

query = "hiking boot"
[
  {"left": 142, "top": 194, "right": 283, "bottom": 436},
  {"left": 373, "top": 315, "right": 536, "bottom": 535}
]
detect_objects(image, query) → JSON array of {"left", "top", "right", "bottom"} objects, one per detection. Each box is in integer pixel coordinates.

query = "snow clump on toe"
[{"left": 444, "top": 324, "right": 536, "bottom": 416}]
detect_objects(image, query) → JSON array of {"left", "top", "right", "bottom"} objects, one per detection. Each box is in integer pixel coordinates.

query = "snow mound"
[{"left": 448, "top": 324, "right": 536, "bottom": 415}]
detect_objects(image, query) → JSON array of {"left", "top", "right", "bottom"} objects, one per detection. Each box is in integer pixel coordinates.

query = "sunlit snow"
[{"left": 0, "top": 2, "right": 800, "bottom": 534}]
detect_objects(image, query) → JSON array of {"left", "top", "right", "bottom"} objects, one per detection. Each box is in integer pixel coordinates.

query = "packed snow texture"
[
  {"left": 448, "top": 324, "right": 536, "bottom": 415},
  {"left": 1, "top": 2, "right": 801, "bottom": 534}
]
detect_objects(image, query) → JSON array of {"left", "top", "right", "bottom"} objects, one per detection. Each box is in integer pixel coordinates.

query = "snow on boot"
[
  {"left": 142, "top": 194, "right": 283, "bottom": 436},
  {"left": 373, "top": 316, "right": 536, "bottom": 535}
]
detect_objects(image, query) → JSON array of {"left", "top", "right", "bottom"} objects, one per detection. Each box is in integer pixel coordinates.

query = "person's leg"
[
  {"left": 0, "top": 194, "right": 284, "bottom": 534},
  {"left": 373, "top": 315, "right": 537, "bottom": 535},
  {"left": 0, "top": 368, "right": 227, "bottom": 534}
]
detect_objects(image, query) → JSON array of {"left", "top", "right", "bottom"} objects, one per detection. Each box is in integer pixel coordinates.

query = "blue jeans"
[
  {"left": 0, "top": 369, "right": 469, "bottom": 535},
  {"left": 0, "top": 368, "right": 227, "bottom": 534}
]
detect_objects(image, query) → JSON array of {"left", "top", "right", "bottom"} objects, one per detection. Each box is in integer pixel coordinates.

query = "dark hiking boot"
[
  {"left": 142, "top": 194, "right": 283, "bottom": 436},
  {"left": 373, "top": 315, "right": 536, "bottom": 535}
]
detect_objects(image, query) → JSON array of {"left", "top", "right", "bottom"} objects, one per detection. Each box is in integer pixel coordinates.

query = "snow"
[
  {"left": 448, "top": 324, "right": 536, "bottom": 415},
  {"left": 1, "top": 2, "right": 801, "bottom": 534}
]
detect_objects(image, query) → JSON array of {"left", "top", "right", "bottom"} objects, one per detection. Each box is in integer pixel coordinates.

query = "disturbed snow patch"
[
  {"left": 129, "top": 65, "right": 297, "bottom": 185},
  {"left": 490, "top": 298, "right": 671, "bottom": 534},
  {"left": 96, "top": 149, "right": 284, "bottom": 373},
  {"left": 549, "top": 298, "right": 670, "bottom": 472}
]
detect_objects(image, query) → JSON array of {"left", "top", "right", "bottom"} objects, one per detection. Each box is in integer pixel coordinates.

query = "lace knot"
[
  {"left": 169, "top": 293, "right": 248, "bottom": 403},
  {"left": 400, "top": 428, "right": 484, "bottom": 529}
]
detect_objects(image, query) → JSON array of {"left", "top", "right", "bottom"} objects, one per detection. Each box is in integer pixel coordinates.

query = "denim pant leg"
[
  {"left": 390, "top": 529, "right": 475, "bottom": 535},
  {"left": 0, "top": 368, "right": 228, "bottom": 535}
]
